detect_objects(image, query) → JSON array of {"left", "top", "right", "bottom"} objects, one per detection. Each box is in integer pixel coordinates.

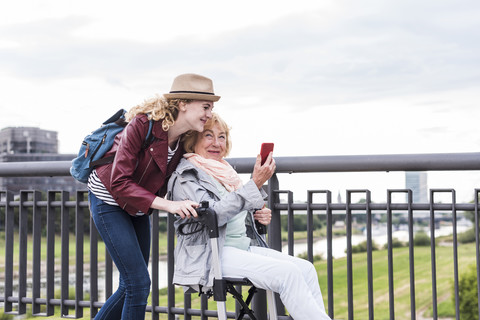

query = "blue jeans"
[{"left": 88, "top": 192, "right": 151, "bottom": 320}]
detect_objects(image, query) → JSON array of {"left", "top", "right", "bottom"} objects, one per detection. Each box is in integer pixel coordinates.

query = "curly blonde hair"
[
  {"left": 125, "top": 95, "right": 191, "bottom": 131},
  {"left": 183, "top": 113, "right": 232, "bottom": 157}
]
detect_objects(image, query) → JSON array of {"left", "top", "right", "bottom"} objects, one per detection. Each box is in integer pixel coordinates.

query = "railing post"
[
  {"left": 386, "top": 190, "right": 396, "bottom": 320},
  {"left": 347, "top": 189, "right": 373, "bottom": 320},
  {"left": 32, "top": 190, "right": 42, "bottom": 315},
  {"left": 151, "top": 210, "right": 160, "bottom": 320},
  {"left": 451, "top": 190, "right": 460, "bottom": 320},
  {"left": 429, "top": 190, "right": 439, "bottom": 319},
  {"left": 406, "top": 189, "right": 416, "bottom": 320},
  {"left": 167, "top": 212, "right": 176, "bottom": 320},
  {"left": 345, "top": 191, "right": 354, "bottom": 320},
  {"left": 75, "top": 191, "right": 85, "bottom": 319},
  {"left": 200, "top": 294, "right": 208, "bottom": 320},
  {"left": 306, "top": 191, "right": 315, "bottom": 263},
  {"left": 267, "top": 174, "right": 287, "bottom": 316},
  {"left": 60, "top": 190, "right": 70, "bottom": 317},
  {"left": 307, "top": 190, "right": 334, "bottom": 318},
  {"left": 251, "top": 289, "right": 267, "bottom": 319},
  {"left": 326, "top": 191, "right": 334, "bottom": 319},
  {"left": 105, "top": 250, "right": 113, "bottom": 300},
  {"left": 90, "top": 211, "right": 99, "bottom": 318},
  {"left": 267, "top": 174, "right": 281, "bottom": 251},
  {"left": 287, "top": 191, "right": 294, "bottom": 256},
  {"left": 366, "top": 189, "right": 375, "bottom": 320},
  {"left": 46, "top": 191, "right": 56, "bottom": 316},
  {"left": 183, "top": 292, "right": 192, "bottom": 320},
  {"left": 3, "top": 191, "right": 14, "bottom": 314},
  {"left": 19, "top": 191, "right": 29, "bottom": 315}
]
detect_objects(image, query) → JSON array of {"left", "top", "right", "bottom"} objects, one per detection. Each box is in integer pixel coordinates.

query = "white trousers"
[{"left": 221, "top": 246, "right": 331, "bottom": 320}]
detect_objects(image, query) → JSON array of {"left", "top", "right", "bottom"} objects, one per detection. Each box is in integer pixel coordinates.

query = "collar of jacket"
[
  {"left": 146, "top": 116, "right": 184, "bottom": 176},
  {"left": 173, "top": 158, "right": 225, "bottom": 199},
  {"left": 151, "top": 118, "right": 168, "bottom": 141}
]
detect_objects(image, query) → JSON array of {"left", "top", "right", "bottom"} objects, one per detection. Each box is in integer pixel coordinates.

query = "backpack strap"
[
  {"left": 114, "top": 118, "right": 128, "bottom": 127},
  {"left": 90, "top": 155, "right": 115, "bottom": 168},
  {"left": 141, "top": 119, "right": 155, "bottom": 149},
  {"left": 104, "top": 109, "right": 127, "bottom": 126},
  {"left": 90, "top": 119, "right": 155, "bottom": 168}
]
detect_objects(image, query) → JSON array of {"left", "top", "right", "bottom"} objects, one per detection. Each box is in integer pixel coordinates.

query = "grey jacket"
[{"left": 166, "top": 158, "right": 268, "bottom": 289}]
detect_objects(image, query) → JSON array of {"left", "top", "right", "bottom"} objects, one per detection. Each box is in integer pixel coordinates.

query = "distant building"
[
  {"left": 0, "top": 127, "right": 58, "bottom": 154},
  {"left": 0, "top": 127, "right": 83, "bottom": 193},
  {"left": 405, "top": 171, "right": 428, "bottom": 203}
]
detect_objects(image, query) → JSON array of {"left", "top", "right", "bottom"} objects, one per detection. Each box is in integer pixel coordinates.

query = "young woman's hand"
[
  {"left": 152, "top": 197, "right": 199, "bottom": 218},
  {"left": 168, "top": 200, "right": 199, "bottom": 219},
  {"left": 252, "top": 152, "right": 276, "bottom": 189}
]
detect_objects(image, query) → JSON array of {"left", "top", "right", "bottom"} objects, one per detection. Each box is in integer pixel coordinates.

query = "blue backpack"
[{"left": 70, "top": 109, "right": 154, "bottom": 183}]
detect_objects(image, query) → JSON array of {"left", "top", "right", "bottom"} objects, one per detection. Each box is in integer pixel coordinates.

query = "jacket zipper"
[{"left": 138, "top": 157, "right": 153, "bottom": 185}]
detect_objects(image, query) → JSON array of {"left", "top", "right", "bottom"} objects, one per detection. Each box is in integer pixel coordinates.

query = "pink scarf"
[{"left": 184, "top": 153, "right": 243, "bottom": 192}]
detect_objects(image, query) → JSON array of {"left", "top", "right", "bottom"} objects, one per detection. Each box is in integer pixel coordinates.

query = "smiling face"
[
  {"left": 194, "top": 123, "right": 228, "bottom": 161},
  {"left": 182, "top": 100, "right": 214, "bottom": 132}
]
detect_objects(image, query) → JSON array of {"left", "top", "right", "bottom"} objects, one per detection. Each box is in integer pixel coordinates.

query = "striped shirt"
[{"left": 88, "top": 139, "right": 180, "bottom": 215}]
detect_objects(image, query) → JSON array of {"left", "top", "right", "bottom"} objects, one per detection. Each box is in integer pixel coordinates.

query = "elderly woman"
[{"left": 167, "top": 113, "right": 330, "bottom": 320}]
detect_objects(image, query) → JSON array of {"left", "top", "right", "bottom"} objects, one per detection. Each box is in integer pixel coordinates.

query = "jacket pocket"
[{"left": 177, "top": 243, "right": 208, "bottom": 276}]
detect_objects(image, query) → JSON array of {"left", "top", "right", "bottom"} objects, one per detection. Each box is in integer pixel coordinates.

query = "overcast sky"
[{"left": 1, "top": 0, "right": 480, "bottom": 202}]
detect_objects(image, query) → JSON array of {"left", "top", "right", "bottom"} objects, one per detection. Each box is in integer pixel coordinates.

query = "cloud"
[
  {"left": 209, "top": 1, "right": 480, "bottom": 107},
  {"left": 0, "top": 0, "right": 479, "bottom": 160},
  {"left": 418, "top": 126, "right": 449, "bottom": 135},
  {"left": 1, "top": 0, "right": 479, "bottom": 108}
]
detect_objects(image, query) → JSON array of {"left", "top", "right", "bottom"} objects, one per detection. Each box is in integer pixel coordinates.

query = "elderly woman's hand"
[
  {"left": 254, "top": 207, "right": 272, "bottom": 225},
  {"left": 252, "top": 152, "right": 276, "bottom": 189}
]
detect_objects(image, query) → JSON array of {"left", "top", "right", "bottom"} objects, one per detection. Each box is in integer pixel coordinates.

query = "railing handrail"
[{"left": 1, "top": 152, "right": 480, "bottom": 177}]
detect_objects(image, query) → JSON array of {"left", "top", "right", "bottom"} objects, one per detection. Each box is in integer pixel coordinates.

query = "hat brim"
[{"left": 163, "top": 93, "right": 220, "bottom": 102}]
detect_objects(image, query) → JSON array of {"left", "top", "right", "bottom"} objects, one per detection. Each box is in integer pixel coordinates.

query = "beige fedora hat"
[{"left": 163, "top": 73, "right": 220, "bottom": 102}]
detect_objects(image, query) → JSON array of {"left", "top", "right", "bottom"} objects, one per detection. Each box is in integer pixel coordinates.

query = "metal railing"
[{"left": 1, "top": 152, "right": 480, "bottom": 319}]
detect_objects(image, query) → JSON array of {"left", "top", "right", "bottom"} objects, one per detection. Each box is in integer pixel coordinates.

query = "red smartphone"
[{"left": 260, "top": 143, "right": 274, "bottom": 165}]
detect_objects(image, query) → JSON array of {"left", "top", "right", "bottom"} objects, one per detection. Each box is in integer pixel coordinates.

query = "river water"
[{"left": 283, "top": 222, "right": 473, "bottom": 259}]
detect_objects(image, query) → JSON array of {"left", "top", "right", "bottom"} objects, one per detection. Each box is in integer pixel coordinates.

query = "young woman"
[
  {"left": 87, "top": 73, "right": 220, "bottom": 319},
  {"left": 167, "top": 113, "right": 331, "bottom": 320}
]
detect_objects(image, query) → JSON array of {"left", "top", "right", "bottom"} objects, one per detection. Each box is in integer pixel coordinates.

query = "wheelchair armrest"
[{"left": 223, "top": 277, "right": 253, "bottom": 286}]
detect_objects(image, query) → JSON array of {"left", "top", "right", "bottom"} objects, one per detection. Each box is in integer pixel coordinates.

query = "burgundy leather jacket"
[{"left": 95, "top": 114, "right": 184, "bottom": 216}]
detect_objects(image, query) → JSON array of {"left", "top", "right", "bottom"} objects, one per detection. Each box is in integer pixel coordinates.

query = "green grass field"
[{"left": 319, "top": 244, "right": 476, "bottom": 319}]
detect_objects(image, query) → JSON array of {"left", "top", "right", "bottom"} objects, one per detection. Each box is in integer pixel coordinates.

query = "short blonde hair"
[
  {"left": 125, "top": 95, "right": 191, "bottom": 131},
  {"left": 183, "top": 113, "right": 232, "bottom": 157}
]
